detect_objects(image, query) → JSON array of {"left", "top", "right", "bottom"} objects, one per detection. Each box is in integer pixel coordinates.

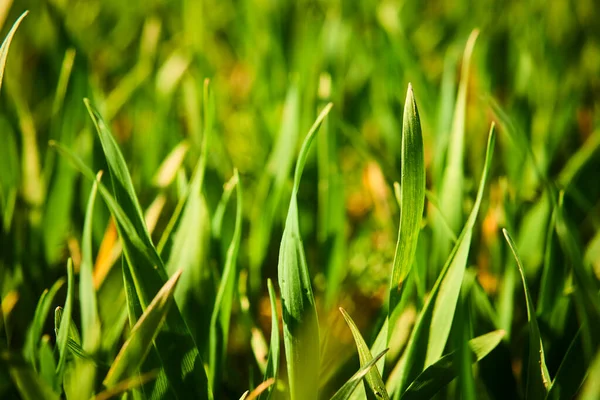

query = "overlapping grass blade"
[
  {"left": 340, "top": 308, "right": 389, "bottom": 399},
  {"left": 52, "top": 98, "right": 213, "bottom": 397},
  {"left": 250, "top": 85, "right": 300, "bottom": 291},
  {"left": 503, "top": 228, "right": 550, "bottom": 399},
  {"left": 24, "top": 279, "right": 64, "bottom": 366},
  {"left": 55, "top": 258, "right": 74, "bottom": 380},
  {"left": 6, "top": 353, "right": 60, "bottom": 400},
  {"left": 0, "top": 10, "right": 28, "bottom": 91},
  {"left": 94, "top": 370, "right": 158, "bottom": 400},
  {"left": 209, "top": 170, "right": 243, "bottom": 387},
  {"left": 258, "top": 279, "right": 280, "bottom": 400},
  {"left": 433, "top": 29, "right": 479, "bottom": 270},
  {"left": 330, "top": 349, "right": 389, "bottom": 400},
  {"left": 396, "top": 124, "right": 495, "bottom": 394},
  {"left": 389, "top": 83, "right": 425, "bottom": 313},
  {"left": 278, "top": 102, "right": 332, "bottom": 399},
  {"left": 401, "top": 330, "right": 505, "bottom": 400},
  {"left": 103, "top": 270, "right": 182, "bottom": 387},
  {"left": 80, "top": 173, "right": 102, "bottom": 353}
]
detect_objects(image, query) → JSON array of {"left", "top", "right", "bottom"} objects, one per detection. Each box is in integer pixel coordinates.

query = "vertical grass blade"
[
  {"left": 401, "top": 330, "right": 505, "bottom": 400},
  {"left": 103, "top": 270, "right": 182, "bottom": 387},
  {"left": 396, "top": 124, "right": 495, "bottom": 394},
  {"left": 340, "top": 308, "right": 390, "bottom": 399},
  {"left": 258, "top": 279, "right": 280, "bottom": 400},
  {"left": 209, "top": 170, "right": 243, "bottom": 387},
  {"left": 278, "top": 102, "right": 332, "bottom": 400},
  {"left": 433, "top": 30, "right": 479, "bottom": 271},
  {"left": 330, "top": 349, "right": 389, "bottom": 400},
  {"left": 80, "top": 173, "right": 102, "bottom": 353},
  {"left": 503, "top": 228, "right": 550, "bottom": 399},
  {"left": 389, "top": 83, "right": 425, "bottom": 314},
  {"left": 55, "top": 258, "right": 74, "bottom": 380}
]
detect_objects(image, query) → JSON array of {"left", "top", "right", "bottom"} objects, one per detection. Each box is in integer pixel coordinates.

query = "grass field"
[{"left": 1, "top": 1, "right": 600, "bottom": 399}]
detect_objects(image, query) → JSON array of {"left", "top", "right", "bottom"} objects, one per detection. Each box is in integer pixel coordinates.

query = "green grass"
[{"left": 1, "top": 1, "right": 600, "bottom": 399}]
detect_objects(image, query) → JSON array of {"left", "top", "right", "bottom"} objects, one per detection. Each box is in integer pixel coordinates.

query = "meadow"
[{"left": 0, "top": 1, "right": 599, "bottom": 399}]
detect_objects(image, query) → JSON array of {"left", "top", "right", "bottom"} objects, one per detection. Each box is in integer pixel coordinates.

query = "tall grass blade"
[
  {"left": 389, "top": 83, "right": 425, "bottom": 313},
  {"left": 503, "top": 228, "right": 550, "bottom": 399},
  {"left": 209, "top": 170, "right": 243, "bottom": 387},
  {"left": 55, "top": 259, "right": 74, "bottom": 380},
  {"left": 340, "top": 308, "right": 389, "bottom": 399},
  {"left": 397, "top": 124, "right": 495, "bottom": 393},
  {"left": 258, "top": 279, "right": 280, "bottom": 400},
  {"left": 330, "top": 349, "right": 389, "bottom": 400},
  {"left": 278, "top": 102, "right": 332, "bottom": 399}
]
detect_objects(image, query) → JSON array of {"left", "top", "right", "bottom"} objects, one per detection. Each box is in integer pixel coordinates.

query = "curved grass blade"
[
  {"left": 396, "top": 124, "right": 495, "bottom": 394},
  {"left": 389, "top": 83, "right": 425, "bottom": 314},
  {"left": 93, "top": 370, "right": 158, "bottom": 400},
  {"left": 258, "top": 279, "right": 280, "bottom": 400},
  {"left": 278, "top": 103, "right": 332, "bottom": 400},
  {"left": 0, "top": 10, "right": 28, "bottom": 92},
  {"left": 401, "top": 330, "right": 505, "bottom": 400},
  {"left": 246, "top": 378, "right": 276, "bottom": 400},
  {"left": 80, "top": 172, "right": 102, "bottom": 353},
  {"left": 340, "top": 308, "right": 389, "bottom": 399},
  {"left": 503, "top": 228, "right": 550, "bottom": 399},
  {"left": 331, "top": 349, "right": 389, "bottom": 400},
  {"left": 24, "top": 279, "right": 64, "bottom": 366},
  {"left": 55, "top": 258, "right": 74, "bottom": 380},
  {"left": 52, "top": 99, "right": 213, "bottom": 397},
  {"left": 103, "top": 270, "right": 182, "bottom": 387},
  {"left": 209, "top": 170, "right": 243, "bottom": 387}
]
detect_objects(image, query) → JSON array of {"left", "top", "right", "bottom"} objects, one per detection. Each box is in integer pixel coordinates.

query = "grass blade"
[
  {"left": 258, "top": 279, "right": 280, "bottom": 400},
  {"left": 278, "top": 102, "right": 332, "bottom": 399},
  {"left": 546, "top": 329, "right": 585, "bottom": 400},
  {"left": 401, "top": 330, "right": 505, "bottom": 400},
  {"left": 580, "top": 350, "right": 600, "bottom": 400},
  {"left": 389, "top": 83, "right": 425, "bottom": 313},
  {"left": 330, "top": 349, "right": 389, "bottom": 400},
  {"left": 80, "top": 172, "right": 102, "bottom": 353},
  {"left": 209, "top": 170, "right": 243, "bottom": 387},
  {"left": 397, "top": 124, "right": 495, "bottom": 394},
  {"left": 55, "top": 259, "right": 74, "bottom": 380},
  {"left": 503, "top": 228, "right": 551, "bottom": 399},
  {"left": 340, "top": 308, "right": 389, "bottom": 399},
  {"left": 103, "top": 270, "right": 181, "bottom": 387},
  {"left": 0, "top": 10, "right": 28, "bottom": 92}
]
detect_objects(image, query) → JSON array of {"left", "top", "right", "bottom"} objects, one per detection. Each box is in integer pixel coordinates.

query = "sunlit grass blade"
[
  {"left": 433, "top": 29, "right": 479, "bottom": 270},
  {"left": 278, "top": 102, "right": 332, "bottom": 399},
  {"left": 340, "top": 308, "right": 389, "bottom": 399},
  {"left": 401, "top": 330, "right": 505, "bottom": 400},
  {"left": 55, "top": 258, "right": 74, "bottom": 381},
  {"left": 249, "top": 84, "right": 300, "bottom": 290},
  {"left": 397, "top": 124, "right": 495, "bottom": 393},
  {"left": 103, "top": 270, "right": 181, "bottom": 387},
  {"left": 246, "top": 378, "right": 275, "bottom": 400},
  {"left": 0, "top": 10, "right": 28, "bottom": 91},
  {"left": 389, "top": 83, "right": 425, "bottom": 314},
  {"left": 209, "top": 170, "right": 243, "bottom": 387},
  {"left": 80, "top": 172, "right": 102, "bottom": 353},
  {"left": 258, "top": 279, "right": 280, "bottom": 400},
  {"left": 503, "top": 228, "right": 550, "bottom": 399},
  {"left": 330, "top": 349, "right": 389, "bottom": 400}
]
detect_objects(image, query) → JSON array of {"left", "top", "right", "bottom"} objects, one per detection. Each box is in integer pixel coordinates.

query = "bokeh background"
[{"left": 1, "top": 0, "right": 600, "bottom": 398}]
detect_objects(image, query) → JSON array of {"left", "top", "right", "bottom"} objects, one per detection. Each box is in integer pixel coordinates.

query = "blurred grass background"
[{"left": 1, "top": 0, "right": 600, "bottom": 398}]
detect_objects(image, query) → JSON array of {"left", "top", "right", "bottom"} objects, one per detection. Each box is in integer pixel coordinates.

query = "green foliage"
[{"left": 1, "top": 1, "right": 599, "bottom": 399}]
